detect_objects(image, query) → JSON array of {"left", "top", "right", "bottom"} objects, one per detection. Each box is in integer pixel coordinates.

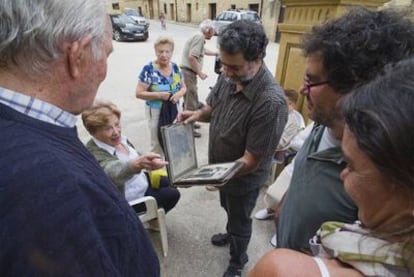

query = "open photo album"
[{"left": 161, "top": 123, "right": 243, "bottom": 186}]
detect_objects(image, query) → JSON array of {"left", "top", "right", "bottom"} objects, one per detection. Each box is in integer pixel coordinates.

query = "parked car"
[
  {"left": 123, "top": 8, "right": 150, "bottom": 28},
  {"left": 213, "top": 9, "right": 261, "bottom": 35},
  {"left": 109, "top": 14, "right": 149, "bottom": 42}
]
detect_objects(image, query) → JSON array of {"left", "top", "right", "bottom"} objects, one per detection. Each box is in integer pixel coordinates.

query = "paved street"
[{"left": 77, "top": 19, "right": 280, "bottom": 277}]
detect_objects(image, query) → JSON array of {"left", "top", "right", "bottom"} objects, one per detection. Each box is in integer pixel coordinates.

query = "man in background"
[{"left": 180, "top": 19, "right": 218, "bottom": 137}]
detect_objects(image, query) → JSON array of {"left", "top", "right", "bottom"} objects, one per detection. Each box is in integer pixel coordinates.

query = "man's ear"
[{"left": 66, "top": 35, "right": 93, "bottom": 79}]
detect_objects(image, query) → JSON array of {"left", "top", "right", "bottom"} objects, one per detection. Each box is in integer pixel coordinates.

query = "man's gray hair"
[
  {"left": 0, "top": 0, "right": 107, "bottom": 77},
  {"left": 199, "top": 19, "right": 215, "bottom": 33}
]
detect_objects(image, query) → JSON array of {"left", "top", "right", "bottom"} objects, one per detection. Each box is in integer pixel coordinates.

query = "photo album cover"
[{"left": 161, "top": 123, "right": 243, "bottom": 186}]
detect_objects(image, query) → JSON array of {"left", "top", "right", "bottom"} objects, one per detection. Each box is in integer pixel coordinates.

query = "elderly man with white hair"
[
  {"left": 0, "top": 1, "right": 159, "bottom": 276},
  {"left": 180, "top": 19, "right": 218, "bottom": 137}
]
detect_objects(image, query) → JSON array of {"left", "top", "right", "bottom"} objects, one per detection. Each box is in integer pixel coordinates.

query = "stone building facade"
[
  {"left": 107, "top": 0, "right": 412, "bottom": 119},
  {"left": 106, "top": 0, "right": 283, "bottom": 42},
  {"left": 106, "top": 0, "right": 412, "bottom": 42}
]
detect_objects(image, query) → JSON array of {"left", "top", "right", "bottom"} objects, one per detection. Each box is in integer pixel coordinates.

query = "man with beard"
[
  {"left": 178, "top": 20, "right": 288, "bottom": 277},
  {"left": 276, "top": 7, "right": 414, "bottom": 254}
]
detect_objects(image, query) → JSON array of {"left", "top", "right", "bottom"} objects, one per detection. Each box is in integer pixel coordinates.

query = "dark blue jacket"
[{"left": 0, "top": 103, "right": 160, "bottom": 276}]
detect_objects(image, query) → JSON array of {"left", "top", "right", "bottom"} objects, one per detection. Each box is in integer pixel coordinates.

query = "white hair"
[
  {"left": 199, "top": 19, "right": 215, "bottom": 33},
  {"left": 0, "top": 0, "right": 107, "bottom": 77}
]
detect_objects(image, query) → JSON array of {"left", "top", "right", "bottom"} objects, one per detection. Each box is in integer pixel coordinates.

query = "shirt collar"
[
  {"left": 0, "top": 87, "right": 77, "bottom": 127},
  {"left": 231, "top": 63, "right": 267, "bottom": 101},
  {"left": 93, "top": 136, "right": 128, "bottom": 156}
]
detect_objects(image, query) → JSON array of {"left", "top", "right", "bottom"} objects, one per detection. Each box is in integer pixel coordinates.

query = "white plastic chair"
[{"left": 128, "top": 196, "right": 168, "bottom": 257}]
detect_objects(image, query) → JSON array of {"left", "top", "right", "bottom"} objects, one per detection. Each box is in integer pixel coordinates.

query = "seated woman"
[
  {"left": 249, "top": 59, "right": 414, "bottom": 276},
  {"left": 82, "top": 100, "right": 180, "bottom": 217}
]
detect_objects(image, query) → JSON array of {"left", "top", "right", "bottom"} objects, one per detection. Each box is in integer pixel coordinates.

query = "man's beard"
[
  {"left": 307, "top": 95, "right": 343, "bottom": 128},
  {"left": 225, "top": 63, "right": 256, "bottom": 85},
  {"left": 309, "top": 105, "right": 341, "bottom": 128},
  {"left": 226, "top": 75, "right": 252, "bottom": 85}
]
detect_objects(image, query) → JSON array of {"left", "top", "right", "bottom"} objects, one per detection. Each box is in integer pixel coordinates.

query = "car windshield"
[
  {"left": 124, "top": 9, "right": 140, "bottom": 17},
  {"left": 113, "top": 14, "right": 136, "bottom": 25},
  {"left": 241, "top": 13, "right": 260, "bottom": 21}
]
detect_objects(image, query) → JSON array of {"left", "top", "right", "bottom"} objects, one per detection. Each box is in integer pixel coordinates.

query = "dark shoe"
[
  {"left": 193, "top": 131, "right": 201, "bottom": 138},
  {"left": 211, "top": 233, "right": 229, "bottom": 246},
  {"left": 194, "top": 123, "right": 201, "bottom": 129},
  {"left": 222, "top": 265, "right": 242, "bottom": 277}
]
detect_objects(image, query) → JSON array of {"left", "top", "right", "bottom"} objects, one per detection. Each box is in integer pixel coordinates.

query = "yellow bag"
[{"left": 148, "top": 169, "right": 168, "bottom": 189}]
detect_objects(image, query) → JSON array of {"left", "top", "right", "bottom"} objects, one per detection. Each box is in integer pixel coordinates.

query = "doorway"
[
  {"left": 169, "top": 3, "right": 175, "bottom": 20},
  {"left": 248, "top": 4, "right": 259, "bottom": 12},
  {"left": 148, "top": 0, "right": 154, "bottom": 18},
  {"left": 209, "top": 3, "right": 217, "bottom": 20},
  {"left": 186, "top": 3, "right": 192, "bottom": 22}
]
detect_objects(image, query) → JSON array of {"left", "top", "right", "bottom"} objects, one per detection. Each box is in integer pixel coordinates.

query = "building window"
[
  {"left": 196, "top": 2, "right": 199, "bottom": 11},
  {"left": 112, "top": 3, "right": 120, "bottom": 10},
  {"left": 231, "top": 5, "right": 236, "bottom": 9},
  {"left": 164, "top": 3, "right": 167, "bottom": 14},
  {"left": 249, "top": 4, "right": 259, "bottom": 12}
]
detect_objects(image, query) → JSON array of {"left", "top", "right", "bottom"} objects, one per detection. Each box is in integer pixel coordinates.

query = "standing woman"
[{"left": 136, "top": 36, "right": 186, "bottom": 156}]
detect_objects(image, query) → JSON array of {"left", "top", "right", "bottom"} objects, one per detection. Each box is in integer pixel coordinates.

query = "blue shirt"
[{"left": 138, "top": 62, "right": 183, "bottom": 109}]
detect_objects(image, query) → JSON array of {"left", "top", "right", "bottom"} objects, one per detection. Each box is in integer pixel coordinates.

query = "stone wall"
[
  {"left": 106, "top": 0, "right": 284, "bottom": 42},
  {"left": 105, "top": 0, "right": 413, "bottom": 45}
]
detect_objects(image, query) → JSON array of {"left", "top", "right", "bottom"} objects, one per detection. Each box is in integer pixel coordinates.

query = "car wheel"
[{"left": 114, "top": 31, "right": 121, "bottom": 41}]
